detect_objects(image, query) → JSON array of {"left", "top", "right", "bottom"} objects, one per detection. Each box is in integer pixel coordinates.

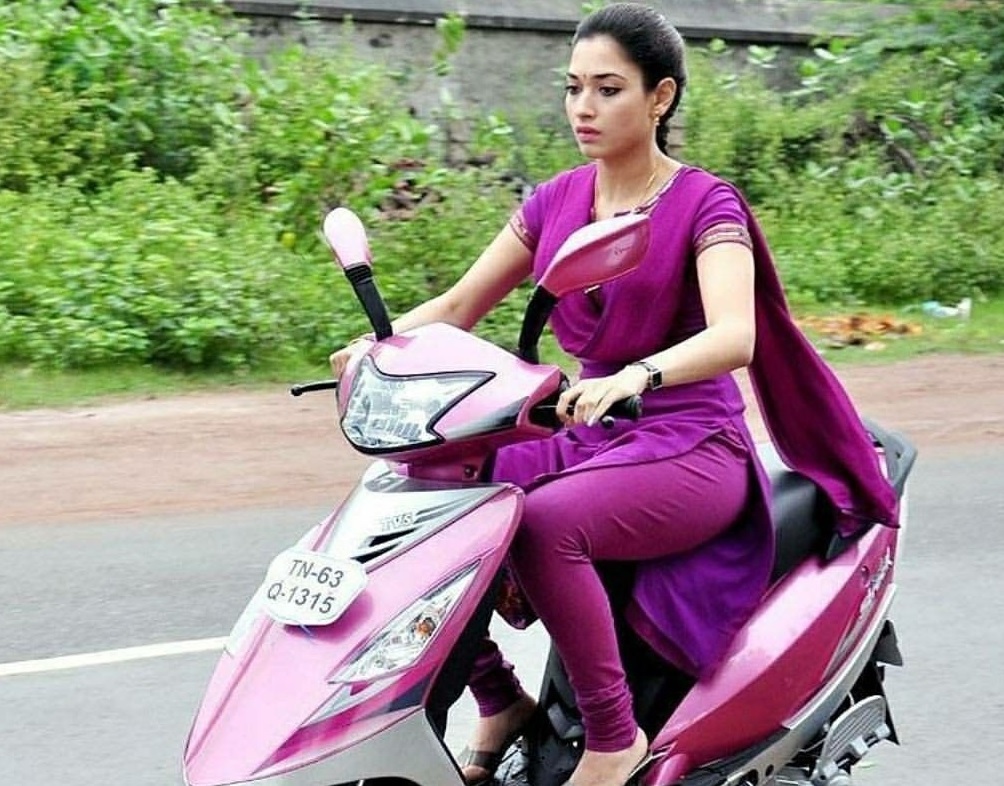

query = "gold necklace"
[
  {"left": 593, "top": 165, "right": 661, "bottom": 220},
  {"left": 638, "top": 167, "right": 660, "bottom": 202}
]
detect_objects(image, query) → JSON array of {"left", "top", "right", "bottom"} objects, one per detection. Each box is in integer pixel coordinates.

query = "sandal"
[
  {"left": 563, "top": 734, "right": 653, "bottom": 786},
  {"left": 458, "top": 701, "right": 539, "bottom": 785},
  {"left": 457, "top": 741, "right": 518, "bottom": 786}
]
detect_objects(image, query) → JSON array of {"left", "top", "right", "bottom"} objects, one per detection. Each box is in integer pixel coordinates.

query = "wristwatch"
[{"left": 629, "top": 360, "right": 663, "bottom": 391}]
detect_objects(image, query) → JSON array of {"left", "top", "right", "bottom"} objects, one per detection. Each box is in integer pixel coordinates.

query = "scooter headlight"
[
  {"left": 341, "top": 357, "right": 490, "bottom": 452},
  {"left": 332, "top": 564, "right": 478, "bottom": 684}
]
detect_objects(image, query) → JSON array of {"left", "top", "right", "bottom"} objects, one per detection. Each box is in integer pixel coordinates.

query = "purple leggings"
[{"left": 468, "top": 429, "right": 750, "bottom": 752}]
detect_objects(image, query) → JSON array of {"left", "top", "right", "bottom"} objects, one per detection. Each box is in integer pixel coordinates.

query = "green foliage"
[
  {"left": 683, "top": 51, "right": 790, "bottom": 203},
  {"left": 191, "top": 44, "right": 440, "bottom": 247},
  {"left": 839, "top": 0, "right": 1004, "bottom": 121},
  {"left": 0, "top": 163, "right": 531, "bottom": 370},
  {"left": 0, "top": 172, "right": 307, "bottom": 369},
  {"left": 1, "top": 0, "right": 1002, "bottom": 374},
  {"left": 682, "top": 12, "right": 1004, "bottom": 306},
  {"left": 0, "top": 0, "right": 243, "bottom": 188},
  {"left": 0, "top": 59, "right": 86, "bottom": 190},
  {"left": 365, "top": 166, "right": 531, "bottom": 342},
  {"left": 758, "top": 166, "right": 1004, "bottom": 304},
  {"left": 433, "top": 13, "right": 467, "bottom": 76}
]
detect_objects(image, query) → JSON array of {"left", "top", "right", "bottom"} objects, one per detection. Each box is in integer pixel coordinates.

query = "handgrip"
[
  {"left": 595, "top": 395, "right": 642, "bottom": 428},
  {"left": 604, "top": 395, "right": 643, "bottom": 423},
  {"left": 533, "top": 393, "right": 643, "bottom": 430}
]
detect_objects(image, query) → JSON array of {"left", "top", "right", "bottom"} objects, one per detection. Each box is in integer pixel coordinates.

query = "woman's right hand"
[{"left": 329, "top": 335, "right": 372, "bottom": 378}]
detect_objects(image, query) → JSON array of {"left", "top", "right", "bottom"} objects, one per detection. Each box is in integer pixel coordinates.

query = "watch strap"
[{"left": 630, "top": 360, "right": 662, "bottom": 390}]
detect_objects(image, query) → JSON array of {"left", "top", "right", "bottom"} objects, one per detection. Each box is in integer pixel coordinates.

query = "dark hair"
[{"left": 572, "top": 3, "right": 688, "bottom": 154}]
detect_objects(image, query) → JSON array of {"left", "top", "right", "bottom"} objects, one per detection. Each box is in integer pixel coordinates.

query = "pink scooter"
[{"left": 182, "top": 207, "right": 916, "bottom": 786}]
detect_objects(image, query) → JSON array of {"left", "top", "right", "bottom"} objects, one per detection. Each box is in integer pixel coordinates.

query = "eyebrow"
[{"left": 565, "top": 72, "right": 627, "bottom": 81}]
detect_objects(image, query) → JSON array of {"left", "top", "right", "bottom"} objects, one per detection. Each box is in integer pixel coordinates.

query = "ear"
[{"left": 653, "top": 77, "right": 677, "bottom": 117}]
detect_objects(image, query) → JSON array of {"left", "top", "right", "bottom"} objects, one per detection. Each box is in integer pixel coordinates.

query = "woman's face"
[{"left": 564, "top": 34, "right": 668, "bottom": 161}]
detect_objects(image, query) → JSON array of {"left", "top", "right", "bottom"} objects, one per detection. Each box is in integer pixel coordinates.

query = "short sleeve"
[
  {"left": 507, "top": 176, "right": 559, "bottom": 252},
  {"left": 508, "top": 206, "right": 537, "bottom": 251},
  {"left": 692, "top": 181, "right": 752, "bottom": 257}
]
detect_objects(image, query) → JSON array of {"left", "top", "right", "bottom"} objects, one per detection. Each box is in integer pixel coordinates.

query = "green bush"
[
  {"left": 0, "top": 59, "right": 88, "bottom": 191},
  {"left": 0, "top": 0, "right": 242, "bottom": 188},
  {"left": 364, "top": 165, "right": 532, "bottom": 343},
  {"left": 1, "top": 0, "right": 1002, "bottom": 372},
  {"left": 757, "top": 164, "right": 1004, "bottom": 305},
  {"left": 680, "top": 25, "right": 1004, "bottom": 306},
  {"left": 0, "top": 172, "right": 305, "bottom": 369},
  {"left": 0, "top": 167, "right": 527, "bottom": 370},
  {"left": 192, "top": 44, "right": 443, "bottom": 248}
]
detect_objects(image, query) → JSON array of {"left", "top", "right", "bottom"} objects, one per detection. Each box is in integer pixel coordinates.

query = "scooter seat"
[{"left": 756, "top": 443, "right": 832, "bottom": 583}]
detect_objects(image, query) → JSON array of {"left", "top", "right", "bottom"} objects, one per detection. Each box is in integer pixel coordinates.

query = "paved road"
[{"left": 2, "top": 451, "right": 1002, "bottom": 785}]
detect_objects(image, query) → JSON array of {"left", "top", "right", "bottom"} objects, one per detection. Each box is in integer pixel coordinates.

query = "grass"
[
  {"left": 0, "top": 356, "right": 333, "bottom": 410},
  {"left": 2, "top": 298, "right": 1002, "bottom": 411}
]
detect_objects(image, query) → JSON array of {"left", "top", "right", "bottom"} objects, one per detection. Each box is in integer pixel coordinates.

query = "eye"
[
  {"left": 564, "top": 84, "right": 582, "bottom": 96},
  {"left": 599, "top": 86, "right": 621, "bottom": 97}
]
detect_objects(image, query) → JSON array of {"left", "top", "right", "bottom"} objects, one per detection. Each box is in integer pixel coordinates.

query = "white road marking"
[{"left": 0, "top": 636, "right": 227, "bottom": 677}]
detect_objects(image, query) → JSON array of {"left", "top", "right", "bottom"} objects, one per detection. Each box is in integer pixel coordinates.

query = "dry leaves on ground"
[{"left": 797, "top": 313, "right": 923, "bottom": 351}]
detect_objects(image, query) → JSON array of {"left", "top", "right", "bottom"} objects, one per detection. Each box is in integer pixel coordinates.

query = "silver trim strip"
[
  {"left": 319, "top": 462, "right": 507, "bottom": 569},
  {"left": 221, "top": 710, "right": 462, "bottom": 786}
]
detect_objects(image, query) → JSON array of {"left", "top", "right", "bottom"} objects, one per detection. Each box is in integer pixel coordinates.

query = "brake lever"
[{"left": 290, "top": 380, "right": 339, "bottom": 397}]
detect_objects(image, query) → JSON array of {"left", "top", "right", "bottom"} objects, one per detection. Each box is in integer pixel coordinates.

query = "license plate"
[{"left": 261, "top": 549, "right": 367, "bottom": 627}]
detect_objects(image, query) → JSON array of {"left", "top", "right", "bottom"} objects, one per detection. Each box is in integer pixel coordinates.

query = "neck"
[{"left": 593, "top": 148, "right": 672, "bottom": 216}]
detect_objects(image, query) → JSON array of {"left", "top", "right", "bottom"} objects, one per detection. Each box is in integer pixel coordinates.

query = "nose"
[{"left": 569, "top": 91, "right": 596, "bottom": 120}]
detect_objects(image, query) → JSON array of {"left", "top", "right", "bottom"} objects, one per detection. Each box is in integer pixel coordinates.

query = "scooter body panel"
[
  {"left": 184, "top": 467, "right": 524, "bottom": 786},
  {"left": 646, "top": 522, "right": 900, "bottom": 777}
]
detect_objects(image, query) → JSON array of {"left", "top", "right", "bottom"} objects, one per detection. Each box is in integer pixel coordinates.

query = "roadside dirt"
[{"left": 2, "top": 353, "right": 1002, "bottom": 526}]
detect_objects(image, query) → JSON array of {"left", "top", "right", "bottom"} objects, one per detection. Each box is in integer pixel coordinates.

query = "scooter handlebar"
[{"left": 532, "top": 392, "right": 643, "bottom": 430}]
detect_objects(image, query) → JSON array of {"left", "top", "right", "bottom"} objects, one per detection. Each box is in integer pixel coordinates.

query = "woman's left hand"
[{"left": 557, "top": 366, "right": 649, "bottom": 427}]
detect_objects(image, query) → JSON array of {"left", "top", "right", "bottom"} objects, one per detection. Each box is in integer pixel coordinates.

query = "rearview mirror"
[
  {"left": 518, "top": 212, "right": 650, "bottom": 363},
  {"left": 538, "top": 212, "right": 650, "bottom": 297},
  {"left": 322, "top": 207, "right": 392, "bottom": 340},
  {"left": 323, "top": 208, "right": 372, "bottom": 271}
]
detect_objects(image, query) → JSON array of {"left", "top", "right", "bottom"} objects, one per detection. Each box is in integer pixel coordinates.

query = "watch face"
[{"left": 640, "top": 361, "right": 660, "bottom": 390}]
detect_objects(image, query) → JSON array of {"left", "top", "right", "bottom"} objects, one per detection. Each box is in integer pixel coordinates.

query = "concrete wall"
[{"left": 227, "top": 1, "right": 895, "bottom": 126}]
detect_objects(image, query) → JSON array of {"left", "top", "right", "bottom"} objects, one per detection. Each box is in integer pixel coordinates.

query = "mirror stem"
[
  {"left": 517, "top": 287, "right": 558, "bottom": 364},
  {"left": 345, "top": 266, "right": 393, "bottom": 340}
]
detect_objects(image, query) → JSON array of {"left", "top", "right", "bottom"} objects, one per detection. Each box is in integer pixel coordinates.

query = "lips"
[{"left": 575, "top": 127, "right": 600, "bottom": 143}]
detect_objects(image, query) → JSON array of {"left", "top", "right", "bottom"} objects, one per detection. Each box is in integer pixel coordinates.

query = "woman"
[{"left": 330, "top": 5, "right": 897, "bottom": 786}]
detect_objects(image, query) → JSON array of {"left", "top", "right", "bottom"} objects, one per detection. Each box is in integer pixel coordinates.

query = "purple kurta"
[{"left": 491, "top": 164, "right": 898, "bottom": 679}]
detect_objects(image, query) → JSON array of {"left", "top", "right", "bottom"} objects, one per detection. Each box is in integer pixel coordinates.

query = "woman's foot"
[
  {"left": 460, "top": 693, "right": 538, "bottom": 785},
  {"left": 567, "top": 727, "right": 649, "bottom": 786}
]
